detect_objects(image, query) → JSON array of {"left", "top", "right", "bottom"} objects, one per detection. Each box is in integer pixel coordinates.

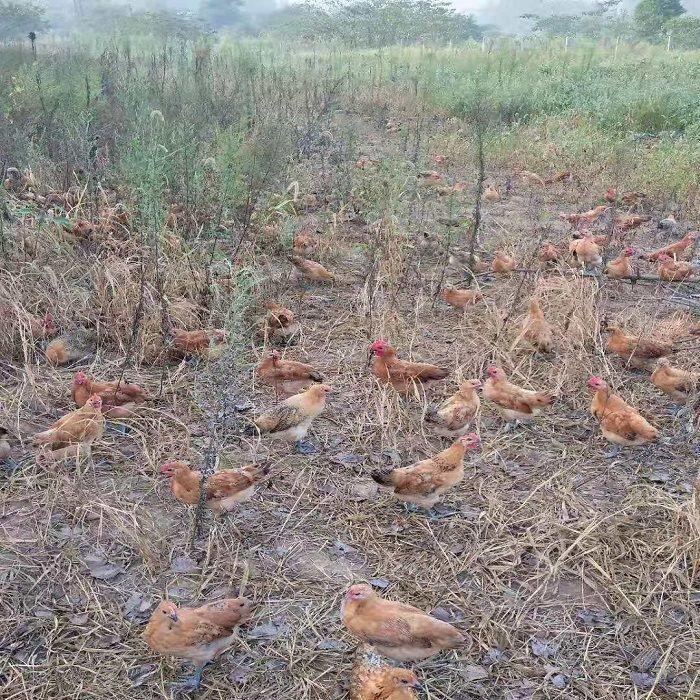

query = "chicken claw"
[{"left": 170, "top": 664, "right": 205, "bottom": 695}]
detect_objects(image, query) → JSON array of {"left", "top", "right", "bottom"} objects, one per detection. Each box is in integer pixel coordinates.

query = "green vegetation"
[
  {"left": 0, "top": 0, "right": 47, "bottom": 40},
  {"left": 2, "top": 37, "right": 699, "bottom": 208}
]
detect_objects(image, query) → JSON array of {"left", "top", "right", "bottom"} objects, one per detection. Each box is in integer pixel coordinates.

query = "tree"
[
  {"left": 0, "top": 1, "right": 48, "bottom": 41},
  {"left": 666, "top": 14, "right": 700, "bottom": 48},
  {"left": 200, "top": 0, "right": 244, "bottom": 28},
  {"left": 634, "top": 0, "right": 685, "bottom": 42}
]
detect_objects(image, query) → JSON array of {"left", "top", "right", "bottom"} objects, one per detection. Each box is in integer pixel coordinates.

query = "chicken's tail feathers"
[{"left": 371, "top": 470, "right": 394, "bottom": 487}]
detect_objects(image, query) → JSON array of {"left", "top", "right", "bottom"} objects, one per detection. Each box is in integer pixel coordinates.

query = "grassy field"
[{"left": 1, "top": 37, "right": 700, "bottom": 700}]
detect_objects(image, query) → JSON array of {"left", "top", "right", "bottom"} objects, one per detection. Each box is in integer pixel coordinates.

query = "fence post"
[{"left": 565, "top": 36, "right": 569, "bottom": 53}]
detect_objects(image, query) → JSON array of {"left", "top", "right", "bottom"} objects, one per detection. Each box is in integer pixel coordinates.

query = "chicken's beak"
[
  {"left": 168, "top": 611, "right": 179, "bottom": 623},
  {"left": 410, "top": 679, "right": 424, "bottom": 690}
]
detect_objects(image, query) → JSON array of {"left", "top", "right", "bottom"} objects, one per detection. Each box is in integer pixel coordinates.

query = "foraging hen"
[
  {"left": 144, "top": 597, "right": 252, "bottom": 690},
  {"left": 342, "top": 584, "right": 466, "bottom": 662}
]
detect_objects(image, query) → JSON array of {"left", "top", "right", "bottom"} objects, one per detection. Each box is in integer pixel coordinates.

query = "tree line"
[{"left": 0, "top": 0, "right": 698, "bottom": 49}]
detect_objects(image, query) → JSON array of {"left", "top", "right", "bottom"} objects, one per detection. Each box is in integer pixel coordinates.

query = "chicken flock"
[{"left": 2, "top": 168, "right": 700, "bottom": 698}]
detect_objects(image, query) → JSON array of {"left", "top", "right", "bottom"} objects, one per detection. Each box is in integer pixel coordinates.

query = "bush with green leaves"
[
  {"left": 261, "top": 0, "right": 483, "bottom": 46},
  {"left": 0, "top": 0, "right": 47, "bottom": 41},
  {"left": 634, "top": 0, "right": 685, "bottom": 42}
]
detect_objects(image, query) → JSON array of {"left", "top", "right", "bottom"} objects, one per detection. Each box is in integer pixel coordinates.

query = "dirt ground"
[{"left": 1, "top": 106, "right": 700, "bottom": 700}]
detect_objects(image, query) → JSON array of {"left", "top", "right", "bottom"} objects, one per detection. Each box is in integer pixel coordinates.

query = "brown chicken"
[
  {"left": 159, "top": 461, "right": 267, "bottom": 513},
  {"left": 538, "top": 242, "right": 560, "bottom": 263},
  {"left": 561, "top": 205, "right": 608, "bottom": 226},
  {"left": 255, "top": 350, "right": 323, "bottom": 395},
  {"left": 650, "top": 358, "right": 699, "bottom": 404},
  {"left": 425, "top": 380, "right": 481, "bottom": 437},
  {"left": 290, "top": 255, "right": 334, "bottom": 283},
  {"left": 657, "top": 253, "right": 695, "bottom": 282},
  {"left": 33, "top": 395, "right": 105, "bottom": 462},
  {"left": 440, "top": 285, "right": 483, "bottom": 309},
  {"left": 0, "top": 307, "right": 57, "bottom": 340},
  {"left": 369, "top": 340, "right": 448, "bottom": 393},
  {"left": 604, "top": 247, "right": 635, "bottom": 280},
  {"left": 144, "top": 598, "right": 253, "bottom": 691},
  {"left": 30, "top": 313, "right": 57, "bottom": 340},
  {"left": 605, "top": 324, "right": 673, "bottom": 370},
  {"left": 483, "top": 366, "right": 555, "bottom": 424},
  {"left": 293, "top": 231, "right": 317, "bottom": 254},
  {"left": 372, "top": 433, "right": 480, "bottom": 509},
  {"left": 568, "top": 234, "right": 603, "bottom": 274},
  {"left": 491, "top": 251, "right": 517, "bottom": 274},
  {"left": 72, "top": 371, "right": 148, "bottom": 418},
  {"left": 244, "top": 383, "right": 332, "bottom": 453},
  {"left": 517, "top": 298, "right": 555, "bottom": 354},
  {"left": 45, "top": 337, "right": 77, "bottom": 365},
  {"left": 615, "top": 214, "right": 651, "bottom": 232},
  {"left": 587, "top": 376, "right": 659, "bottom": 450},
  {"left": 520, "top": 170, "right": 546, "bottom": 187},
  {"left": 603, "top": 187, "right": 617, "bottom": 203},
  {"left": 168, "top": 298, "right": 202, "bottom": 328},
  {"left": 544, "top": 170, "right": 572, "bottom": 185},
  {"left": 643, "top": 232, "right": 698, "bottom": 262},
  {"left": 418, "top": 170, "right": 443, "bottom": 185},
  {"left": 483, "top": 184, "right": 500, "bottom": 202},
  {"left": 350, "top": 645, "right": 421, "bottom": 700},
  {"left": 621, "top": 191, "right": 646, "bottom": 206},
  {"left": 341, "top": 584, "right": 466, "bottom": 662},
  {"left": 257, "top": 301, "right": 300, "bottom": 346},
  {"left": 169, "top": 328, "right": 226, "bottom": 359},
  {"left": 44, "top": 327, "right": 97, "bottom": 366}
]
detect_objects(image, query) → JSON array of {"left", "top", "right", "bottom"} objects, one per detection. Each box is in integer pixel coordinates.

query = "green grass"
[{"left": 2, "top": 37, "right": 700, "bottom": 208}]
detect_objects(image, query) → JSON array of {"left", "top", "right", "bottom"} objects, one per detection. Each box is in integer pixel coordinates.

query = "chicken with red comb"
[{"left": 71, "top": 371, "right": 149, "bottom": 418}]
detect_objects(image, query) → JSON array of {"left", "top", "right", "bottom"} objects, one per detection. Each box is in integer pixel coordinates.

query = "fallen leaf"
[
  {"left": 247, "top": 620, "right": 290, "bottom": 641},
  {"left": 370, "top": 578, "right": 390, "bottom": 590},
  {"left": 170, "top": 555, "right": 199, "bottom": 574},
  {"left": 630, "top": 671, "right": 654, "bottom": 688},
  {"left": 331, "top": 452, "right": 362, "bottom": 466},
  {"left": 84, "top": 553, "right": 123, "bottom": 581},
  {"left": 631, "top": 648, "right": 660, "bottom": 673},
  {"left": 129, "top": 664, "right": 157, "bottom": 687},
  {"left": 68, "top": 612, "right": 89, "bottom": 626},
  {"left": 482, "top": 648, "right": 506, "bottom": 665},
  {"left": 550, "top": 673, "right": 568, "bottom": 689},
  {"left": 531, "top": 638, "right": 557, "bottom": 659},
  {"left": 92, "top": 633, "right": 121, "bottom": 649},
  {"left": 316, "top": 638, "right": 349, "bottom": 652},
  {"left": 462, "top": 664, "right": 489, "bottom": 681},
  {"left": 123, "top": 592, "right": 153, "bottom": 620}
]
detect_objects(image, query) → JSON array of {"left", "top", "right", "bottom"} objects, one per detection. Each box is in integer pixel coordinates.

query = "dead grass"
[{"left": 1, "top": 75, "right": 700, "bottom": 700}]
